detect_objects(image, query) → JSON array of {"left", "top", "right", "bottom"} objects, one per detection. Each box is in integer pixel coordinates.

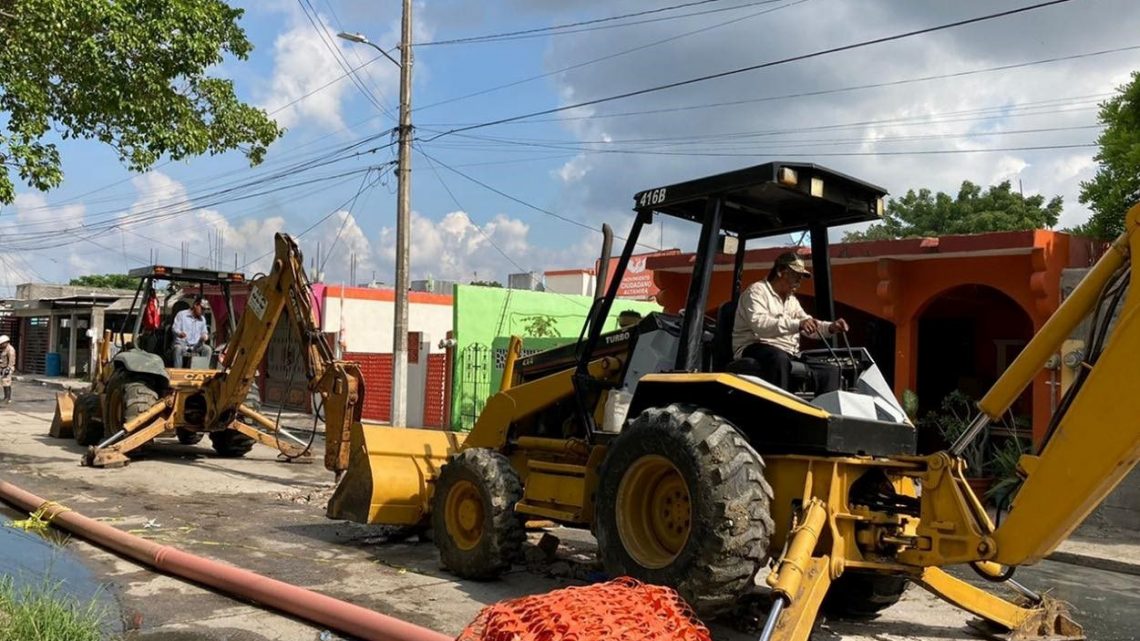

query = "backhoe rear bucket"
[
  {"left": 49, "top": 392, "right": 76, "bottom": 439},
  {"left": 326, "top": 423, "right": 465, "bottom": 526}
]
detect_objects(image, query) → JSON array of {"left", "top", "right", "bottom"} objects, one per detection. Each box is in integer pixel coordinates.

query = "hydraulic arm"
[{"left": 203, "top": 233, "right": 365, "bottom": 472}]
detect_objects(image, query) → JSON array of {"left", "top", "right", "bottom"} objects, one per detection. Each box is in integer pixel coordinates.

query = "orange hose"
[{"left": 0, "top": 481, "right": 450, "bottom": 641}]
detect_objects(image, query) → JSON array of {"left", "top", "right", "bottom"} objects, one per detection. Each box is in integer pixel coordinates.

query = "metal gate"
[
  {"left": 22, "top": 317, "right": 50, "bottom": 375},
  {"left": 459, "top": 343, "right": 491, "bottom": 429}
]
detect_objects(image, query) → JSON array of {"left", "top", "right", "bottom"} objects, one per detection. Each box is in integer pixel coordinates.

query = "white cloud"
[
  {"left": 376, "top": 210, "right": 600, "bottom": 284},
  {"left": 535, "top": 0, "right": 1136, "bottom": 235}
]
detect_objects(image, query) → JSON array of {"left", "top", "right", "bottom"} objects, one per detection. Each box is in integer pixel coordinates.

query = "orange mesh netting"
[{"left": 456, "top": 577, "right": 713, "bottom": 641}]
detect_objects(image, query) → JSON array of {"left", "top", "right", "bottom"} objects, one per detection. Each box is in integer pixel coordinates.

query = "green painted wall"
[{"left": 451, "top": 285, "right": 661, "bottom": 429}]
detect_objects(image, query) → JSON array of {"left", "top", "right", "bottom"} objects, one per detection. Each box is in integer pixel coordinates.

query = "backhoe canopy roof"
[
  {"left": 632, "top": 161, "right": 888, "bottom": 239},
  {"left": 127, "top": 265, "right": 246, "bottom": 284}
]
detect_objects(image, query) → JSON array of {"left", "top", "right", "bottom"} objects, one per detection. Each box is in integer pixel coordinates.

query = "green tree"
[
  {"left": 69, "top": 274, "right": 136, "bottom": 289},
  {"left": 470, "top": 280, "right": 503, "bottom": 288},
  {"left": 843, "top": 181, "right": 1062, "bottom": 241},
  {"left": 0, "top": 0, "right": 282, "bottom": 204},
  {"left": 522, "top": 314, "right": 559, "bottom": 338},
  {"left": 1074, "top": 72, "right": 1140, "bottom": 240}
]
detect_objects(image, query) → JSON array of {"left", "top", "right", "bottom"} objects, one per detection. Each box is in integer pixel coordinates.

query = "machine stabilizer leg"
[
  {"left": 760, "top": 499, "right": 833, "bottom": 641},
  {"left": 917, "top": 567, "right": 1084, "bottom": 640},
  {"left": 762, "top": 556, "right": 832, "bottom": 641}
]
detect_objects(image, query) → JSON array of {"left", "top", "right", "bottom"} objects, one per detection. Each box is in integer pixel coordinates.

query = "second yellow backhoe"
[
  {"left": 322, "top": 161, "right": 1136, "bottom": 639},
  {"left": 50, "top": 234, "right": 365, "bottom": 470}
]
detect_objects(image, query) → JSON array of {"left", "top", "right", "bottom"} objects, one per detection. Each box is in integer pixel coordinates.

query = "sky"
[{"left": 1, "top": 0, "right": 1137, "bottom": 294}]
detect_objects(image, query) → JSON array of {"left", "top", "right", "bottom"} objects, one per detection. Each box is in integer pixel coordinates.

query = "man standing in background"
[{"left": 0, "top": 335, "right": 15, "bottom": 405}]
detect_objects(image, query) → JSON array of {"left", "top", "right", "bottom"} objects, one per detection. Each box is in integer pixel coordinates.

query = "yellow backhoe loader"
[
  {"left": 50, "top": 234, "right": 365, "bottom": 470},
  {"left": 325, "top": 161, "right": 1139, "bottom": 639}
]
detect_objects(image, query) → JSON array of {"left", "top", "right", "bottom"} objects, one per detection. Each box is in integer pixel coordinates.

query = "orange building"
[{"left": 646, "top": 230, "right": 1105, "bottom": 444}]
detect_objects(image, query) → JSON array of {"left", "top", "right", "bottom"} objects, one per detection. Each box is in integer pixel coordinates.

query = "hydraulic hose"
[{"left": 0, "top": 481, "right": 450, "bottom": 641}]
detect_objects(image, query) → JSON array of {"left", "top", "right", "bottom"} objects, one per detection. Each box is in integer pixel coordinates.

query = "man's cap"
[
  {"left": 0, "top": 335, "right": 9, "bottom": 344},
  {"left": 774, "top": 251, "right": 811, "bottom": 278},
  {"left": 192, "top": 295, "right": 205, "bottom": 305}
]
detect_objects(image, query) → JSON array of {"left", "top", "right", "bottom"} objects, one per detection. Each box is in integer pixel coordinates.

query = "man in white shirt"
[
  {"left": 170, "top": 296, "right": 212, "bottom": 367},
  {"left": 731, "top": 252, "right": 848, "bottom": 393}
]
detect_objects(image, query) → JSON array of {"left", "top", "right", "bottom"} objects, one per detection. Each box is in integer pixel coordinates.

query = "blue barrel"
[{"left": 45, "top": 352, "right": 62, "bottom": 377}]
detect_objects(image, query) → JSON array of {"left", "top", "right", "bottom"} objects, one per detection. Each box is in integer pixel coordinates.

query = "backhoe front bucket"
[
  {"left": 326, "top": 423, "right": 465, "bottom": 526},
  {"left": 49, "top": 392, "right": 76, "bottom": 439}
]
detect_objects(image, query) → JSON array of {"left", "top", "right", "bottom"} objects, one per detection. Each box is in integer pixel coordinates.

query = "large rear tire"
[
  {"left": 595, "top": 403, "right": 774, "bottom": 617},
  {"left": 822, "top": 572, "right": 909, "bottom": 618},
  {"left": 431, "top": 448, "right": 525, "bottom": 580}
]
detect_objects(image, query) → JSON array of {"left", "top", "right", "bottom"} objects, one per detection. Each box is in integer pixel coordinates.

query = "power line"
[
  {"left": 417, "top": 0, "right": 808, "bottom": 112},
  {"left": 240, "top": 165, "right": 391, "bottom": 271},
  {"left": 420, "top": 44, "right": 1137, "bottom": 128},
  {"left": 416, "top": 144, "right": 593, "bottom": 309},
  {"left": 417, "top": 147, "right": 660, "bottom": 252},
  {"left": 297, "top": 0, "right": 395, "bottom": 118},
  {"left": 423, "top": 0, "right": 1079, "bottom": 142},
  {"left": 320, "top": 169, "right": 375, "bottom": 274},
  {"left": 430, "top": 123, "right": 1102, "bottom": 151},
  {"left": 3, "top": 137, "right": 395, "bottom": 238},
  {"left": 417, "top": 0, "right": 731, "bottom": 46}
]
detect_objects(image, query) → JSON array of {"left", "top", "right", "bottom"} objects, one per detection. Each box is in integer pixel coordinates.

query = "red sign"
[{"left": 597, "top": 249, "right": 680, "bottom": 300}]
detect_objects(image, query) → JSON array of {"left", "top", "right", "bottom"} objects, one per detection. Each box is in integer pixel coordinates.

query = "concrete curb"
[{"left": 1047, "top": 550, "right": 1140, "bottom": 577}]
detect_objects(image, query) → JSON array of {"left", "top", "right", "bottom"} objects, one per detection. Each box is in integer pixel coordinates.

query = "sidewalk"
[{"left": 1050, "top": 525, "right": 1140, "bottom": 576}]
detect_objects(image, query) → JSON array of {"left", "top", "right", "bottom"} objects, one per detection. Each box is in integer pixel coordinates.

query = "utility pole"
[
  {"left": 337, "top": 1, "right": 413, "bottom": 427},
  {"left": 392, "top": 0, "right": 413, "bottom": 427}
]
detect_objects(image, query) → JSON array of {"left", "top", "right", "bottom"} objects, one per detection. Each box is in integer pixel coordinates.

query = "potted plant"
[
  {"left": 920, "top": 390, "right": 994, "bottom": 497},
  {"left": 985, "top": 419, "right": 1030, "bottom": 521}
]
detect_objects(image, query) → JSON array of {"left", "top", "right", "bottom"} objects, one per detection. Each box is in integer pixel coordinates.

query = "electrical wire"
[
  {"left": 239, "top": 164, "right": 392, "bottom": 271},
  {"left": 417, "top": 0, "right": 808, "bottom": 111},
  {"left": 422, "top": 0, "right": 1080, "bottom": 142},
  {"left": 416, "top": 0, "right": 740, "bottom": 46},
  {"left": 418, "top": 45, "right": 1136, "bottom": 128},
  {"left": 297, "top": 0, "right": 394, "bottom": 118},
  {"left": 416, "top": 147, "right": 659, "bottom": 253}
]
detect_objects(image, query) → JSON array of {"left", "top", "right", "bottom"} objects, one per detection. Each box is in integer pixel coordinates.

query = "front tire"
[
  {"left": 176, "top": 428, "right": 204, "bottom": 445},
  {"left": 73, "top": 393, "right": 104, "bottom": 446},
  {"left": 210, "top": 385, "right": 259, "bottom": 457},
  {"left": 431, "top": 448, "right": 524, "bottom": 580},
  {"left": 595, "top": 403, "right": 774, "bottom": 616},
  {"left": 105, "top": 369, "right": 161, "bottom": 455}
]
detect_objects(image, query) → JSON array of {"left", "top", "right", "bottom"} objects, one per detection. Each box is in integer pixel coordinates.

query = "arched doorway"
[{"left": 915, "top": 285, "right": 1034, "bottom": 447}]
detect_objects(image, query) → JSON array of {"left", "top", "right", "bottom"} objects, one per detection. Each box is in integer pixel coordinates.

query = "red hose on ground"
[{"left": 0, "top": 481, "right": 450, "bottom": 641}]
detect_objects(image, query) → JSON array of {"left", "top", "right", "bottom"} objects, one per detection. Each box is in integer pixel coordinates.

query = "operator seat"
[{"left": 714, "top": 300, "right": 812, "bottom": 392}]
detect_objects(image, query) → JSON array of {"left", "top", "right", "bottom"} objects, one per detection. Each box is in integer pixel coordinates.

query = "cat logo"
[{"left": 178, "top": 371, "right": 214, "bottom": 382}]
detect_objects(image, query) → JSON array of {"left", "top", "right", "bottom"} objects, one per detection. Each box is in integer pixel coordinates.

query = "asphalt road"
[{"left": 1, "top": 380, "right": 1137, "bottom": 640}]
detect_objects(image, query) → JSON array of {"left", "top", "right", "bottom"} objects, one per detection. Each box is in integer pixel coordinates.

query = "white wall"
[
  {"left": 322, "top": 292, "right": 453, "bottom": 354},
  {"left": 545, "top": 272, "right": 595, "bottom": 297}
]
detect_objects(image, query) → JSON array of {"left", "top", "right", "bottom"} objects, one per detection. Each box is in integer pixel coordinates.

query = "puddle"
[{"left": 0, "top": 505, "right": 120, "bottom": 630}]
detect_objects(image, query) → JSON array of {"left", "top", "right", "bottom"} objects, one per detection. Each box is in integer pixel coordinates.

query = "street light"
[
  {"left": 336, "top": 5, "right": 414, "bottom": 428},
  {"left": 335, "top": 32, "right": 402, "bottom": 69}
]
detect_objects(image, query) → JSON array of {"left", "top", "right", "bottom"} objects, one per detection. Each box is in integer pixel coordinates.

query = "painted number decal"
[
  {"left": 638, "top": 188, "right": 667, "bottom": 207},
  {"left": 248, "top": 287, "right": 268, "bottom": 320}
]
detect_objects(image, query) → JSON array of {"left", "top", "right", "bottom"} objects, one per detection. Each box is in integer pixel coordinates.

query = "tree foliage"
[
  {"left": 68, "top": 274, "right": 136, "bottom": 289},
  {"left": 843, "top": 181, "right": 1062, "bottom": 242},
  {"left": 522, "top": 314, "right": 560, "bottom": 338},
  {"left": 1074, "top": 71, "right": 1140, "bottom": 240},
  {"left": 470, "top": 280, "right": 503, "bottom": 288},
  {"left": 0, "top": 0, "right": 282, "bottom": 204}
]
